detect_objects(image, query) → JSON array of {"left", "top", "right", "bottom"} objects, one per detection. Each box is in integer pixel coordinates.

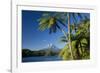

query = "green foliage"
[
  {"left": 60, "top": 36, "right": 68, "bottom": 43},
  {"left": 38, "top": 13, "right": 67, "bottom": 34},
  {"left": 59, "top": 44, "right": 71, "bottom": 60},
  {"left": 37, "top": 12, "right": 90, "bottom": 60},
  {"left": 59, "top": 19, "right": 90, "bottom": 60}
]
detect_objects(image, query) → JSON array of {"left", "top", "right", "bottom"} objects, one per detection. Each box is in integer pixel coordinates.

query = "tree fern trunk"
[{"left": 67, "top": 13, "right": 74, "bottom": 60}]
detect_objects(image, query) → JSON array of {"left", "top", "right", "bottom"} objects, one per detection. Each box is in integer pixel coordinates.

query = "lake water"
[{"left": 22, "top": 56, "right": 62, "bottom": 62}]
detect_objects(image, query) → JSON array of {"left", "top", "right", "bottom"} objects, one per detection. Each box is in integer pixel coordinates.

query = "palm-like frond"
[
  {"left": 60, "top": 36, "right": 68, "bottom": 43},
  {"left": 37, "top": 12, "right": 90, "bottom": 60},
  {"left": 38, "top": 13, "right": 67, "bottom": 34}
]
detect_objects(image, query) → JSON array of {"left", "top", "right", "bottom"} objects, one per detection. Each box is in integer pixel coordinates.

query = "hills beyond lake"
[
  {"left": 22, "top": 10, "right": 90, "bottom": 62},
  {"left": 22, "top": 44, "right": 61, "bottom": 58}
]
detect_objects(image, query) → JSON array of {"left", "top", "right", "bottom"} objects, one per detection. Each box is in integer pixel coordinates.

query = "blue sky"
[{"left": 22, "top": 10, "right": 90, "bottom": 50}]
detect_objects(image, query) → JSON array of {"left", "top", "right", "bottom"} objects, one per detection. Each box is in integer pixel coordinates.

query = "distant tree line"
[{"left": 22, "top": 48, "right": 60, "bottom": 57}]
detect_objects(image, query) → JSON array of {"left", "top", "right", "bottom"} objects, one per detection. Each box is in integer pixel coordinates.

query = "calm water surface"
[{"left": 22, "top": 56, "right": 62, "bottom": 62}]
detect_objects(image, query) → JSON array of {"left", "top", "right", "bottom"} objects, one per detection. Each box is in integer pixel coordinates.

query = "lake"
[{"left": 22, "top": 56, "right": 62, "bottom": 62}]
